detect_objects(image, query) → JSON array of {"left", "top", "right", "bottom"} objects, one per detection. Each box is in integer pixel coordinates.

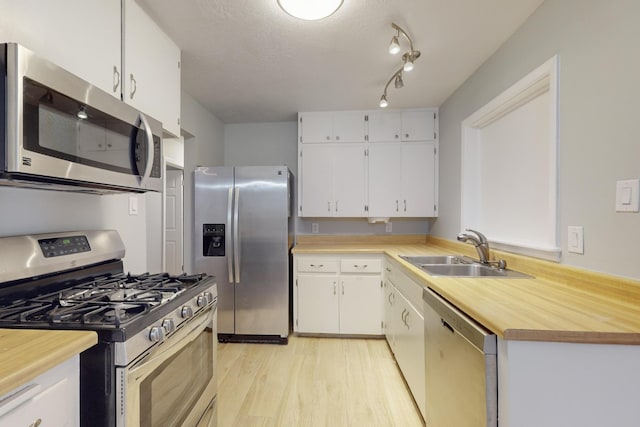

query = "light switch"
[
  {"left": 567, "top": 226, "right": 584, "bottom": 254},
  {"left": 129, "top": 196, "right": 139, "bottom": 216},
  {"left": 616, "top": 179, "right": 640, "bottom": 212},
  {"left": 385, "top": 222, "right": 393, "bottom": 233},
  {"left": 311, "top": 223, "right": 319, "bottom": 234}
]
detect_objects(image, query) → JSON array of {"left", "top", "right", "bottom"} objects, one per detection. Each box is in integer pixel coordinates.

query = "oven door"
[
  {"left": 117, "top": 305, "right": 217, "bottom": 427},
  {"left": 3, "top": 43, "right": 163, "bottom": 193}
]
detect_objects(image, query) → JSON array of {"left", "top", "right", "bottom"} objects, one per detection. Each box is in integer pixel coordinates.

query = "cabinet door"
[
  {"left": 296, "top": 275, "right": 339, "bottom": 333},
  {"left": 300, "top": 112, "right": 333, "bottom": 143},
  {"left": 368, "top": 143, "right": 402, "bottom": 217},
  {"left": 339, "top": 276, "right": 383, "bottom": 335},
  {"left": 332, "top": 144, "right": 367, "bottom": 217},
  {"left": 332, "top": 111, "right": 366, "bottom": 142},
  {"left": 402, "top": 110, "right": 436, "bottom": 141},
  {"left": 123, "top": 0, "right": 181, "bottom": 136},
  {"left": 368, "top": 111, "right": 402, "bottom": 142},
  {"left": 383, "top": 280, "right": 397, "bottom": 350},
  {"left": 0, "top": 0, "right": 121, "bottom": 98},
  {"left": 300, "top": 145, "right": 333, "bottom": 216},
  {"left": 401, "top": 142, "right": 437, "bottom": 217}
]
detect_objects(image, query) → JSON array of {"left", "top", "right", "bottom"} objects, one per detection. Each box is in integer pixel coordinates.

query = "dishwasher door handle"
[{"left": 441, "top": 318, "right": 455, "bottom": 334}]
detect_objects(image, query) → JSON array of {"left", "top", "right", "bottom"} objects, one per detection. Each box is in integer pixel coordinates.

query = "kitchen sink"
[
  {"left": 399, "top": 255, "right": 467, "bottom": 265},
  {"left": 399, "top": 255, "right": 533, "bottom": 278}
]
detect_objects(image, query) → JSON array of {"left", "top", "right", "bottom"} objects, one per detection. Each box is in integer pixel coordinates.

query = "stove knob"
[
  {"left": 197, "top": 295, "right": 207, "bottom": 307},
  {"left": 162, "top": 318, "right": 176, "bottom": 333},
  {"left": 149, "top": 326, "right": 165, "bottom": 343},
  {"left": 204, "top": 292, "right": 213, "bottom": 304},
  {"left": 181, "top": 305, "right": 194, "bottom": 319}
]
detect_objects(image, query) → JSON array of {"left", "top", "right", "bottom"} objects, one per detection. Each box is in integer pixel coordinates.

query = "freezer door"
[
  {"left": 234, "top": 166, "right": 290, "bottom": 338},
  {"left": 194, "top": 166, "right": 235, "bottom": 335}
]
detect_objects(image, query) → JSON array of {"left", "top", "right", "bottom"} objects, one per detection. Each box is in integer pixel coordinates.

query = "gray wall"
[
  {"left": 433, "top": 0, "right": 640, "bottom": 279},
  {"left": 223, "top": 121, "right": 430, "bottom": 237},
  {"left": 181, "top": 92, "right": 225, "bottom": 273}
]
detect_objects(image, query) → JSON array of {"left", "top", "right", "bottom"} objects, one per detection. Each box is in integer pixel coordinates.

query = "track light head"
[
  {"left": 394, "top": 74, "right": 404, "bottom": 89},
  {"left": 379, "top": 94, "right": 389, "bottom": 108},
  {"left": 389, "top": 35, "right": 401, "bottom": 55}
]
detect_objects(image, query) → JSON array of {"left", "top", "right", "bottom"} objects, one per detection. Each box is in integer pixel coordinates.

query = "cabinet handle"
[
  {"left": 395, "top": 134, "right": 399, "bottom": 139},
  {"left": 129, "top": 73, "right": 137, "bottom": 99},
  {"left": 336, "top": 135, "right": 340, "bottom": 141},
  {"left": 395, "top": 200, "right": 399, "bottom": 212},
  {"left": 309, "top": 264, "right": 324, "bottom": 268},
  {"left": 388, "top": 292, "right": 394, "bottom": 305},
  {"left": 335, "top": 200, "right": 338, "bottom": 212},
  {"left": 342, "top": 282, "right": 345, "bottom": 295},
  {"left": 385, "top": 267, "right": 391, "bottom": 272},
  {"left": 333, "top": 282, "right": 337, "bottom": 295},
  {"left": 326, "top": 136, "right": 331, "bottom": 141},
  {"left": 112, "top": 65, "right": 120, "bottom": 93},
  {"left": 30, "top": 419, "right": 42, "bottom": 427},
  {"left": 404, "top": 199, "right": 407, "bottom": 212},
  {"left": 327, "top": 201, "right": 331, "bottom": 212},
  {"left": 405, "top": 133, "right": 409, "bottom": 138}
]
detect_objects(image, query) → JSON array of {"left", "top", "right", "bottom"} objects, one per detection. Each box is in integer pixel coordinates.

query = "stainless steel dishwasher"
[{"left": 423, "top": 287, "right": 497, "bottom": 427}]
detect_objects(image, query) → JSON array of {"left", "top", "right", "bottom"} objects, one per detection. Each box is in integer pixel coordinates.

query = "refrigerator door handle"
[
  {"left": 227, "top": 187, "right": 234, "bottom": 284},
  {"left": 233, "top": 186, "right": 241, "bottom": 283}
]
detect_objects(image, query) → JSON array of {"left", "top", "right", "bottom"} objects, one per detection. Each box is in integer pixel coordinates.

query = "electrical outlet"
[
  {"left": 567, "top": 226, "right": 584, "bottom": 254},
  {"left": 311, "top": 223, "right": 319, "bottom": 234},
  {"left": 385, "top": 222, "right": 393, "bottom": 233}
]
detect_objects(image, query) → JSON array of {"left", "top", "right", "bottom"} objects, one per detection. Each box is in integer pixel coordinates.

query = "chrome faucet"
[{"left": 457, "top": 229, "right": 490, "bottom": 263}]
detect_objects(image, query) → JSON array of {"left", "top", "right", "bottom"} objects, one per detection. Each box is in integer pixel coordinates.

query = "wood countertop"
[
  {"left": 0, "top": 329, "right": 97, "bottom": 396},
  {"left": 293, "top": 235, "right": 640, "bottom": 345}
]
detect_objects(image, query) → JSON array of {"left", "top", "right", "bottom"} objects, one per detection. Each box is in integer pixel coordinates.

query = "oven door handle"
[{"left": 137, "top": 112, "right": 155, "bottom": 187}]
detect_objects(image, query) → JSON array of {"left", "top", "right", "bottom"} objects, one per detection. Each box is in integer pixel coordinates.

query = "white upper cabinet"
[
  {"left": 368, "top": 142, "right": 437, "bottom": 217},
  {"left": 0, "top": 0, "right": 121, "bottom": 98},
  {"left": 123, "top": 0, "right": 181, "bottom": 137},
  {"left": 299, "top": 111, "right": 366, "bottom": 143},
  {"left": 299, "top": 144, "right": 367, "bottom": 217},
  {"left": 368, "top": 109, "right": 437, "bottom": 142},
  {"left": 368, "top": 111, "right": 402, "bottom": 142},
  {"left": 0, "top": 0, "right": 182, "bottom": 137}
]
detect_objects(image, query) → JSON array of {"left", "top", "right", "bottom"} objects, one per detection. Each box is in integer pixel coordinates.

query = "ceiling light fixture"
[
  {"left": 277, "top": 0, "right": 343, "bottom": 21},
  {"left": 379, "top": 23, "right": 421, "bottom": 108}
]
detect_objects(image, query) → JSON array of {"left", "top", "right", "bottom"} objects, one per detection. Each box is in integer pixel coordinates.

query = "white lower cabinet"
[
  {"left": 383, "top": 258, "right": 426, "bottom": 420},
  {"left": 294, "top": 254, "right": 383, "bottom": 335},
  {"left": 0, "top": 356, "right": 79, "bottom": 426}
]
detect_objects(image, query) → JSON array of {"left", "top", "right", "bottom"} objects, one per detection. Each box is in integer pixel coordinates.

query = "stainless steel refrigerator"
[{"left": 194, "top": 166, "right": 293, "bottom": 344}]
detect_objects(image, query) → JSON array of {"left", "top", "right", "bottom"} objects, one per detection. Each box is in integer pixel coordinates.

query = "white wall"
[
  {"left": 433, "top": 0, "right": 640, "bottom": 279},
  {"left": 0, "top": 187, "right": 153, "bottom": 273},
  {"left": 181, "top": 92, "right": 225, "bottom": 273}
]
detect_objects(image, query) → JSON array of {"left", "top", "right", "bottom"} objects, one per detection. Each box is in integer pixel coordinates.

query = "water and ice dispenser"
[{"left": 203, "top": 224, "right": 225, "bottom": 256}]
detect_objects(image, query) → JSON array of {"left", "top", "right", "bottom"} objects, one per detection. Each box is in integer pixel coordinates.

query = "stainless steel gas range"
[{"left": 0, "top": 230, "right": 218, "bottom": 426}]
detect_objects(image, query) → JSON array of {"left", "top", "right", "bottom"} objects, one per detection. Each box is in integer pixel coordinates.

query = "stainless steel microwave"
[{"left": 0, "top": 43, "right": 163, "bottom": 194}]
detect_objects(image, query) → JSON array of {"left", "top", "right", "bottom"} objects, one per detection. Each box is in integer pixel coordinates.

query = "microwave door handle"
[
  {"left": 227, "top": 187, "right": 234, "bottom": 284},
  {"left": 233, "top": 186, "right": 240, "bottom": 283},
  {"left": 138, "top": 113, "right": 154, "bottom": 186}
]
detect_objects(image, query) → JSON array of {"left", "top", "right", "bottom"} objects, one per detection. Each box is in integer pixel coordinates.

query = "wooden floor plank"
[{"left": 216, "top": 335, "right": 424, "bottom": 426}]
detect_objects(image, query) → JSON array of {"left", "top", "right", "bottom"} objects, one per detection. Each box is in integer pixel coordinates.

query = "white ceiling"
[{"left": 138, "top": 0, "right": 544, "bottom": 124}]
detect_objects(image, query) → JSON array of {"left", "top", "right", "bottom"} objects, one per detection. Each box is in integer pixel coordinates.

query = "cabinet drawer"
[
  {"left": 297, "top": 259, "right": 339, "bottom": 273},
  {"left": 340, "top": 259, "right": 382, "bottom": 273}
]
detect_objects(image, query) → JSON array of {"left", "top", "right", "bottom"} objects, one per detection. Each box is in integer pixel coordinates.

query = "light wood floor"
[{"left": 217, "top": 335, "right": 424, "bottom": 427}]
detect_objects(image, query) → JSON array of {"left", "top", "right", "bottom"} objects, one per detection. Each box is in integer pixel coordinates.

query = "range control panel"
[{"left": 38, "top": 235, "right": 91, "bottom": 258}]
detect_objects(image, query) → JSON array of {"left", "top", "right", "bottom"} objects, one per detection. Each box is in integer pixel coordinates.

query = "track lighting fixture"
[{"left": 380, "top": 23, "right": 421, "bottom": 108}]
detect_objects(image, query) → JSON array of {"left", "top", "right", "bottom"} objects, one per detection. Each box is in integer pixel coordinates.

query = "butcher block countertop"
[
  {"left": 0, "top": 329, "right": 97, "bottom": 396},
  {"left": 293, "top": 235, "right": 640, "bottom": 345}
]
